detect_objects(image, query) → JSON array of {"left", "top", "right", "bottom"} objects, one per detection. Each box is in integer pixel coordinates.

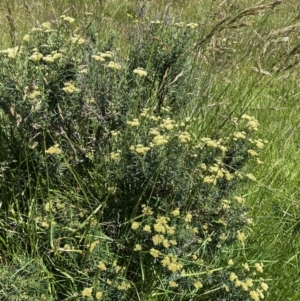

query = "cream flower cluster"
[
  {"left": 62, "top": 82, "right": 80, "bottom": 94},
  {"left": 228, "top": 263, "right": 268, "bottom": 300},
  {"left": 125, "top": 109, "right": 197, "bottom": 157},
  {"left": 241, "top": 114, "right": 259, "bottom": 131},
  {"left": 92, "top": 51, "right": 113, "bottom": 62},
  {"left": 45, "top": 144, "right": 62, "bottom": 155}
]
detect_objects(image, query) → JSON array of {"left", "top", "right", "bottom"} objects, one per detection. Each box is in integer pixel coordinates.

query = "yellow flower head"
[
  {"left": 149, "top": 128, "right": 160, "bottom": 136},
  {"left": 193, "top": 281, "right": 203, "bottom": 289},
  {"left": 249, "top": 290, "right": 260, "bottom": 301},
  {"left": 154, "top": 223, "right": 166, "bottom": 233},
  {"left": 2, "top": 47, "right": 21, "bottom": 58},
  {"left": 203, "top": 176, "right": 217, "bottom": 185},
  {"left": 254, "top": 139, "right": 264, "bottom": 149},
  {"left": 235, "top": 280, "right": 242, "bottom": 288},
  {"left": 134, "top": 244, "right": 142, "bottom": 251},
  {"left": 242, "top": 262, "right": 250, "bottom": 271},
  {"left": 248, "top": 149, "right": 259, "bottom": 157},
  {"left": 171, "top": 208, "right": 180, "bottom": 217},
  {"left": 30, "top": 52, "right": 43, "bottom": 62},
  {"left": 96, "top": 291, "right": 103, "bottom": 300},
  {"left": 133, "top": 67, "right": 147, "bottom": 77},
  {"left": 42, "top": 55, "right": 55, "bottom": 63},
  {"left": 161, "top": 118, "right": 176, "bottom": 130},
  {"left": 156, "top": 216, "right": 169, "bottom": 225},
  {"left": 45, "top": 144, "right": 62, "bottom": 155},
  {"left": 127, "top": 119, "right": 140, "bottom": 127},
  {"left": 150, "top": 248, "right": 160, "bottom": 258},
  {"left": 92, "top": 55, "right": 105, "bottom": 62},
  {"left": 247, "top": 120, "right": 259, "bottom": 131},
  {"left": 174, "top": 22, "right": 185, "bottom": 27},
  {"left": 255, "top": 262, "right": 264, "bottom": 273},
  {"left": 237, "top": 230, "right": 246, "bottom": 242},
  {"left": 117, "top": 281, "right": 131, "bottom": 290},
  {"left": 257, "top": 289, "right": 265, "bottom": 299},
  {"left": 142, "top": 204, "right": 153, "bottom": 215},
  {"left": 260, "top": 282, "right": 268, "bottom": 291},
  {"left": 108, "top": 61, "right": 121, "bottom": 70},
  {"left": 52, "top": 53, "right": 62, "bottom": 60},
  {"left": 81, "top": 287, "right": 93, "bottom": 297},
  {"left": 202, "top": 138, "right": 218, "bottom": 147},
  {"left": 41, "top": 221, "right": 49, "bottom": 228},
  {"left": 110, "top": 150, "right": 121, "bottom": 161},
  {"left": 62, "top": 82, "right": 80, "bottom": 94},
  {"left": 97, "top": 261, "right": 107, "bottom": 271},
  {"left": 99, "top": 51, "right": 113, "bottom": 58},
  {"left": 245, "top": 278, "right": 253, "bottom": 288},
  {"left": 167, "top": 262, "right": 179, "bottom": 272},
  {"left": 143, "top": 225, "right": 151, "bottom": 232},
  {"left": 152, "top": 134, "right": 168, "bottom": 146},
  {"left": 234, "top": 131, "right": 246, "bottom": 140},
  {"left": 135, "top": 145, "right": 151, "bottom": 155},
  {"left": 178, "top": 132, "right": 191, "bottom": 143},
  {"left": 131, "top": 222, "right": 140, "bottom": 230},
  {"left": 257, "top": 158, "right": 264, "bottom": 164},
  {"left": 28, "top": 91, "right": 41, "bottom": 99},
  {"left": 169, "top": 280, "right": 178, "bottom": 287},
  {"left": 186, "top": 23, "right": 198, "bottom": 29},
  {"left": 162, "top": 239, "right": 170, "bottom": 248},
  {"left": 63, "top": 16, "right": 75, "bottom": 23},
  {"left": 152, "top": 234, "right": 164, "bottom": 245},
  {"left": 161, "top": 256, "right": 170, "bottom": 267},
  {"left": 41, "top": 22, "right": 51, "bottom": 30},
  {"left": 219, "top": 233, "right": 226, "bottom": 240},
  {"left": 140, "top": 108, "right": 150, "bottom": 117},
  {"left": 71, "top": 35, "right": 85, "bottom": 45},
  {"left": 246, "top": 173, "right": 257, "bottom": 181},
  {"left": 88, "top": 240, "right": 99, "bottom": 252},
  {"left": 184, "top": 212, "right": 192, "bottom": 223},
  {"left": 23, "top": 34, "right": 30, "bottom": 42},
  {"left": 234, "top": 196, "right": 245, "bottom": 204},
  {"left": 229, "top": 272, "right": 238, "bottom": 281}
]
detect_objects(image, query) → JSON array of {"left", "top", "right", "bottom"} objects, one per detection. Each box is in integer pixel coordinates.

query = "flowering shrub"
[
  {"left": 100, "top": 107, "right": 267, "bottom": 300},
  {"left": 0, "top": 13, "right": 268, "bottom": 301}
]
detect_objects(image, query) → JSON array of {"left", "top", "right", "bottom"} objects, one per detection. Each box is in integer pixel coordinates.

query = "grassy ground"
[{"left": 0, "top": 0, "right": 300, "bottom": 300}]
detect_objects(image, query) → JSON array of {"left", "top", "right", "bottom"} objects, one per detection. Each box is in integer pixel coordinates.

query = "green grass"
[
  {"left": 0, "top": 0, "right": 300, "bottom": 300},
  {"left": 245, "top": 72, "right": 300, "bottom": 300}
]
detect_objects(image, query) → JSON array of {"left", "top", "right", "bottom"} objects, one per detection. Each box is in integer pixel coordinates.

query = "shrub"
[{"left": 0, "top": 14, "right": 268, "bottom": 301}]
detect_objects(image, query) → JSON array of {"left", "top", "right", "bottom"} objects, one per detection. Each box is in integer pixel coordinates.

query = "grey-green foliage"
[{"left": 0, "top": 13, "right": 265, "bottom": 301}]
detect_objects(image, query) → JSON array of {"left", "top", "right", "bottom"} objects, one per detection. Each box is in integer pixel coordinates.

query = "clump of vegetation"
[{"left": 2, "top": 2, "right": 293, "bottom": 300}]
